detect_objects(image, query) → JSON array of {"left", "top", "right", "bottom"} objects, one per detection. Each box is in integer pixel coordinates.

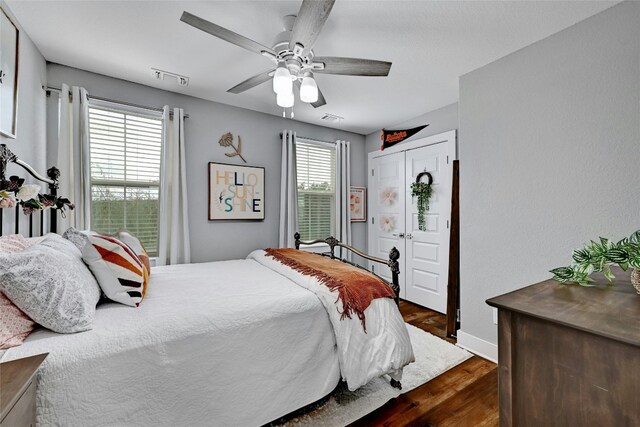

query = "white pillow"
[
  {"left": 62, "top": 227, "right": 91, "bottom": 251},
  {"left": 0, "top": 234, "right": 101, "bottom": 333}
]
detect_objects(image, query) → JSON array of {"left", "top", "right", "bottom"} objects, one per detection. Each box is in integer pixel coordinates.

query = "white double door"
[{"left": 368, "top": 134, "right": 455, "bottom": 313}]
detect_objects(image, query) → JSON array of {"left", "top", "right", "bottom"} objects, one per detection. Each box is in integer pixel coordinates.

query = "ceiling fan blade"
[
  {"left": 289, "top": 0, "right": 336, "bottom": 57},
  {"left": 312, "top": 85, "right": 327, "bottom": 108},
  {"left": 181, "top": 11, "right": 275, "bottom": 57},
  {"left": 313, "top": 57, "right": 392, "bottom": 76},
  {"left": 227, "top": 70, "right": 274, "bottom": 94}
]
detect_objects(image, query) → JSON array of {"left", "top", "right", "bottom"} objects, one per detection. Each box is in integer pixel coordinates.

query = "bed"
[{"left": 0, "top": 145, "right": 414, "bottom": 426}]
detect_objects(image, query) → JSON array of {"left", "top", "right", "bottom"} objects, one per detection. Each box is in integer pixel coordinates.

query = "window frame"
[
  {"left": 295, "top": 137, "right": 337, "bottom": 242},
  {"left": 87, "top": 98, "right": 164, "bottom": 256}
]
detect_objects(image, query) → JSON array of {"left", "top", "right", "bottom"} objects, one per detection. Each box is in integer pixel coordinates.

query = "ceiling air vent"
[
  {"left": 152, "top": 68, "right": 189, "bottom": 86},
  {"left": 320, "top": 113, "right": 344, "bottom": 123}
]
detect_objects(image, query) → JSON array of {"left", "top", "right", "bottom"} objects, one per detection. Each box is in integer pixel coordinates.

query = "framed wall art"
[
  {"left": 208, "top": 162, "right": 265, "bottom": 220},
  {"left": 0, "top": 6, "right": 19, "bottom": 138},
  {"left": 350, "top": 186, "right": 367, "bottom": 222}
]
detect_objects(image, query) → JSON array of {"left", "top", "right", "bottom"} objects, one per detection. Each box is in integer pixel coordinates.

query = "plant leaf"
[
  {"left": 572, "top": 248, "right": 591, "bottom": 264},
  {"left": 602, "top": 265, "right": 615, "bottom": 282},
  {"left": 550, "top": 267, "right": 574, "bottom": 281},
  {"left": 237, "top": 135, "right": 242, "bottom": 153}
]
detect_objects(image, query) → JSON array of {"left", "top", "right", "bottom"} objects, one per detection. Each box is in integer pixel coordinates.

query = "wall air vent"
[{"left": 320, "top": 113, "right": 344, "bottom": 123}]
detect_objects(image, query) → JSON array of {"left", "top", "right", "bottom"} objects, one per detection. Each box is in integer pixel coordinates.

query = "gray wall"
[
  {"left": 458, "top": 1, "right": 640, "bottom": 349},
  {"left": 0, "top": 2, "right": 47, "bottom": 175},
  {"left": 46, "top": 64, "right": 367, "bottom": 262},
  {"left": 364, "top": 103, "right": 458, "bottom": 153},
  {"left": 0, "top": 2, "right": 47, "bottom": 233}
]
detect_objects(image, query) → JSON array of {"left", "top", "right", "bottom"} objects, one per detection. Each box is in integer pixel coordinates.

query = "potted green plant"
[{"left": 551, "top": 229, "right": 640, "bottom": 294}]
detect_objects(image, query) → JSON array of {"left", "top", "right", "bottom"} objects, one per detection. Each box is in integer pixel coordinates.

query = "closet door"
[
  {"left": 368, "top": 151, "right": 406, "bottom": 298},
  {"left": 404, "top": 142, "right": 453, "bottom": 313}
]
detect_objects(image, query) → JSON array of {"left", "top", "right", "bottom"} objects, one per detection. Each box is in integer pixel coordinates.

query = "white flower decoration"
[
  {"left": 16, "top": 184, "right": 41, "bottom": 201},
  {"left": 380, "top": 187, "right": 397, "bottom": 206},
  {"left": 380, "top": 215, "right": 396, "bottom": 233}
]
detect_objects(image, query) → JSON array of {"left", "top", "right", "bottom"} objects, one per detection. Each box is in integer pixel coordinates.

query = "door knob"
[
  {"left": 392, "top": 233, "right": 405, "bottom": 239},
  {"left": 406, "top": 233, "right": 413, "bottom": 239}
]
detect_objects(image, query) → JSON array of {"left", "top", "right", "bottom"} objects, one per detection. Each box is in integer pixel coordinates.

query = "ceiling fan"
[{"left": 180, "top": 0, "right": 392, "bottom": 111}]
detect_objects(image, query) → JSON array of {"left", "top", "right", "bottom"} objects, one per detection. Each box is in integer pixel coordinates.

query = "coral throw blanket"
[{"left": 264, "top": 248, "right": 395, "bottom": 331}]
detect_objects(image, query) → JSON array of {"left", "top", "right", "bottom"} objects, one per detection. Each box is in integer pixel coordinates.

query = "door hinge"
[
  {"left": 447, "top": 155, "right": 449, "bottom": 164},
  {"left": 371, "top": 264, "right": 375, "bottom": 273},
  {"left": 372, "top": 217, "right": 375, "bottom": 224},
  {"left": 456, "top": 309, "right": 461, "bottom": 323},
  {"left": 371, "top": 169, "right": 374, "bottom": 176},
  {"left": 447, "top": 220, "right": 450, "bottom": 229}
]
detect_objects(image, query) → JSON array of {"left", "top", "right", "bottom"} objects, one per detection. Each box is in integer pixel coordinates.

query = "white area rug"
[{"left": 283, "top": 323, "right": 472, "bottom": 426}]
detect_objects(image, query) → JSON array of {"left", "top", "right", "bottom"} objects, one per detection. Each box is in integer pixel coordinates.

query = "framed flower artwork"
[
  {"left": 350, "top": 186, "right": 366, "bottom": 222},
  {"left": 0, "top": 6, "right": 19, "bottom": 138}
]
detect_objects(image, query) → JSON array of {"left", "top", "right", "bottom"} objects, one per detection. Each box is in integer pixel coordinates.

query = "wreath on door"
[{"left": 410, "top": 171, "right": 433, "bottom": 231}]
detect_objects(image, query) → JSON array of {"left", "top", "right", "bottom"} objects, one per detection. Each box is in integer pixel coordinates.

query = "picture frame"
[
  {"left": 208, "top": 162, "right": 265, "bottom": 220},
  {"left": 350, "top": 186, "right": 367, "bottom": 222},
  {"left": 0, "top": 6, "right": 19, "bottom": 138}
]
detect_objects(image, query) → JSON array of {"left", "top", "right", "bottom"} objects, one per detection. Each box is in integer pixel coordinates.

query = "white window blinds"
[
  {"left": 88, "top": 102, "right": 163, "bottom": 256},
  {"left": 296, "top": 140, "right": 336, "bottom": 240}
]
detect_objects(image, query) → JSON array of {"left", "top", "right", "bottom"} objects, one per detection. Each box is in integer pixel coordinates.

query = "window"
[
  {"left": 88, "top": 101, "right": 163, "bottom": 256},
  {"left": 296, "top": 139, "right": 336, "bottom": 240}
]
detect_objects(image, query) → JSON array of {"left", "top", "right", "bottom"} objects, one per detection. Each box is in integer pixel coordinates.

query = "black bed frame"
[
  {"left": 294, "top": 231, "right": 401, "bottom": 307},
  {"left": 0, "top": 144, "right": 60, "bottom": 237}
]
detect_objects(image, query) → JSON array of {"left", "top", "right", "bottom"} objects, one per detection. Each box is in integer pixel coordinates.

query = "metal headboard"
[
  {"left": 294, "top": 231, "right": 401, "bottom": 306},
  {"left": 0, "top": 144, "right": 61, "bottom": 236}
]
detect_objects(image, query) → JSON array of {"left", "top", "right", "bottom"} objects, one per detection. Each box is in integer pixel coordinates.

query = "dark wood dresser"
[{"left": 487, "top": 269, "right": 639, "bottom": 426}]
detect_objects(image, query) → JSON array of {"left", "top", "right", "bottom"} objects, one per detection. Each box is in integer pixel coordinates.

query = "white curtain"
[
  {"left": 336, "top": 140, "right": 351, "bottom": 250},
  {"left": 279, "top": 130, "right": 298, "bottom": 248},
  {"left": 56, "top": 84, "right": 91, "bottom": 232},
  {"left": 158, "top": 107, "right": 191, "bottom": 265}
]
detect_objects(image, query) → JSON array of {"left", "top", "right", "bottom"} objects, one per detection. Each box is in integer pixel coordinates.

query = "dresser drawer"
[{"left": 1, "top": 380, "right": 36, "bottom": 427}]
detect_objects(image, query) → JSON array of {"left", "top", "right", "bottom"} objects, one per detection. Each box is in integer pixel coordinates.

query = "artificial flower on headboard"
[{"left": 0, "top": 176, "right": 74, "bottom": 216}]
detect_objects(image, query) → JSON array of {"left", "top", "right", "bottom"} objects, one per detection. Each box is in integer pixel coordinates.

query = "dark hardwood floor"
[{"left": 350, "top": 300, "right": 499, "bottom": 427}]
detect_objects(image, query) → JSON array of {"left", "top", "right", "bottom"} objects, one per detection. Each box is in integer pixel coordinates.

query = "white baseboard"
[{"left": 456, "top": 330, "right": 498, "bottom": 363}]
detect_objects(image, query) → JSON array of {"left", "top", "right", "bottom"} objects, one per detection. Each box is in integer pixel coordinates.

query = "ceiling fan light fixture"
[
  {"left": 277, "top": 90, "right": 295, "bottom": 108},
  {"left": 300, "top": 73, "right": 319, "bottom": 103},
  {"left": 273, "top": 63, "right": 293, "bottom": 94}
]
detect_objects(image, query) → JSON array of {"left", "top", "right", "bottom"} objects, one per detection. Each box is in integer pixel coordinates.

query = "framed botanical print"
[
  {"left": 0, "top": 6, "right": 19, "bottom": 138},
  {"left": 208, "top": 162, "right": 265, "bottom": 220},
  {"left": 350, "top": 186, "right": 367, "bottom": 222}
]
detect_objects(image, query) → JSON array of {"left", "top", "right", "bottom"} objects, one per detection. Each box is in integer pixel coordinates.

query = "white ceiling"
[{"left": 7, "top": 0, "right": 616, "bottom": 135}]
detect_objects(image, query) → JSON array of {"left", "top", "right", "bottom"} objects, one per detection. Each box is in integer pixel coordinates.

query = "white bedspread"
[
  {"left": 2, "top": 260, "right": 340, "bottom": 427},
  {"left": 248, "top": 250, "right": 415, "bottom": 391}
]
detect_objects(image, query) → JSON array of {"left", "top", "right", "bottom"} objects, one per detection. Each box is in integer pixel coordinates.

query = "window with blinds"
[
  {"left": 296, "top": 139, "right": 336, "bottom": 241},
  {"left": 88, "top": 102, "right": 163, "bottom": 256}
]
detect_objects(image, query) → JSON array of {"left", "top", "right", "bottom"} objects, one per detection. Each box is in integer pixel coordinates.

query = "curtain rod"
[
  {"left": 279, "top": 132, "right": 335, "bottom": 146},
  {"left": 43, "top": 86, "right": 190, "bottom": 119}
]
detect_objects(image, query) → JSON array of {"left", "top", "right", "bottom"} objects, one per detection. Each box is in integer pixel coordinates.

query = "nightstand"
[{"left": 0, "top": 353, "right": 47, "bottom": 427}]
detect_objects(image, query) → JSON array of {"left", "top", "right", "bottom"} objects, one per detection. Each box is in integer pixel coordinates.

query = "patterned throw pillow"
[
  {"left": 82, "top": 234, "right": 148, "bottom": 307},
  {"left": 0, "top": 234, "right": 101, "bottom": 334},
  {"left": 0, "top": 293, "right": 34, "bottom": 349},
  {"left": 0, "top": 235, "right": 35, "bottom": 349},
  {"left": 115, "top": 231, "right": 151, "bottom": 274},
  {"left": 0, "top": 234, "right": 29, "bottom": 253}
]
